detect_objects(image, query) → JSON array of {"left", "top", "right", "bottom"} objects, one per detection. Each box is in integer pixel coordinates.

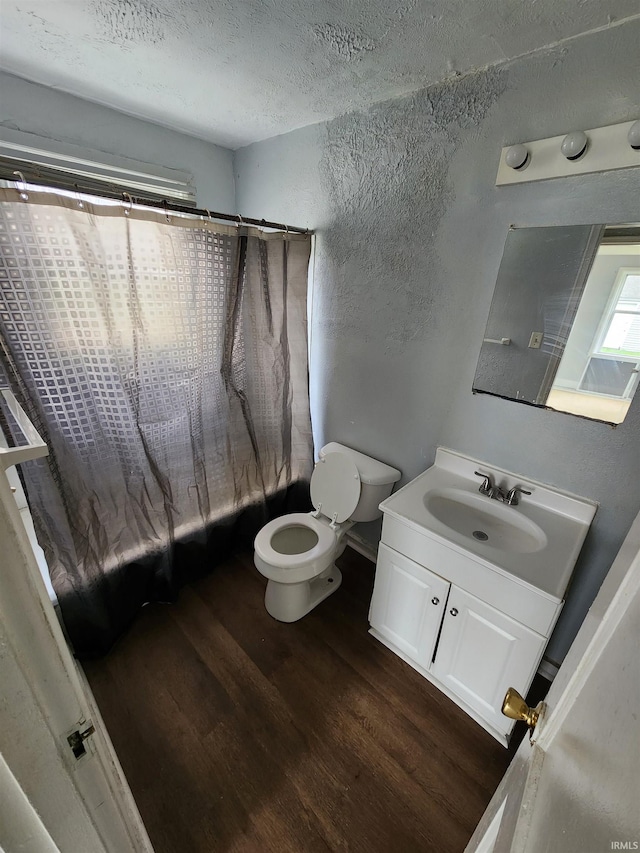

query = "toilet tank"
[{"left": 318, "top": 442, "right": 401, "bottom": 522}]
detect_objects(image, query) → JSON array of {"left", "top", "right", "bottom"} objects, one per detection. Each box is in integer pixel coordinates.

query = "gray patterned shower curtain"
[{"left": 0, "top": 190, "right": 312, "bottom": 656}]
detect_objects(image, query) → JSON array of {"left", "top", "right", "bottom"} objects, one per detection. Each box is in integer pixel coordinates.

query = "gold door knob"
[{"left": 502, "top": 687, "right": 544, "bottom": 732}]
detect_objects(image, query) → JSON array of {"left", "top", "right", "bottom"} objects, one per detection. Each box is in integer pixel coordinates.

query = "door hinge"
[{"left": 67, "top": 723, "right": 95, "bottom": 759}]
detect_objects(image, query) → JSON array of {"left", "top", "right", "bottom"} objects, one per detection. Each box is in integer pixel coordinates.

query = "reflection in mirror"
[{"left": 474, "top": 224, "right": 640, "bottom": 425}]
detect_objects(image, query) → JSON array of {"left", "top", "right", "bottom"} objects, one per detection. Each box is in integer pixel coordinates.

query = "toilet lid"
[{"left": 310, "top": 451, "right": 361, "bottom": 523}]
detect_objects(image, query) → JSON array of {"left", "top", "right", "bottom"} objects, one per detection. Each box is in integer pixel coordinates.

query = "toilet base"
[{"left": 264, "top": 565, "right": 342, "bottom": 622}]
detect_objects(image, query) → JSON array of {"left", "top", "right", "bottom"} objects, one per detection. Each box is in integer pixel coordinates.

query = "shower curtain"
[{"left": 0, "top": 189, "right": 312, "bottom": 657}]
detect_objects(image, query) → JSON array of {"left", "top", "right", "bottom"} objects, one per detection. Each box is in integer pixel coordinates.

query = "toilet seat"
[
  {"left": 310, "top": 451, "right": 361, "bottom": 523},
  {"left": 254, "top": 451, "right": 362, "bottom": 584},
  {"left": 254, "top": 512, "right": 338, "bottom": 582}
]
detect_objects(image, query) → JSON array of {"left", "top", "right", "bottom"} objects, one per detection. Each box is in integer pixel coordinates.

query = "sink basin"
[
  {"left": 424, "top": 488, "right": 547, "bottom": 554},
  {"left": 379, "top": 447, "right": 598, "bottom": 599}
]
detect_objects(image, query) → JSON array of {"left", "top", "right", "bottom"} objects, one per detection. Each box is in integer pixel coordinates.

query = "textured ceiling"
[{"left": 1, "top": 1, "right": 639, "bottom": 149}]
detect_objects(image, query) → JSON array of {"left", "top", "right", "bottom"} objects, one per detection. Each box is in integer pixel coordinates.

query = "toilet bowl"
[{"left": 254, "top": 442, "right": 401, "bottom": 622}]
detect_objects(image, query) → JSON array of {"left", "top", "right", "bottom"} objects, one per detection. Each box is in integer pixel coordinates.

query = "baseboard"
[
  {"left": 345, "top": 532, "right": 377, "bottom": 563},
  {"left": 537, "top": 657, "right": 559, "bottom": 681}
]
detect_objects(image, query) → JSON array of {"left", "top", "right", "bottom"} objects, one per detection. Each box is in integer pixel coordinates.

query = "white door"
[
  {"left": 0, "top": 391, "right": 153, "bottom": 853},
  {"left": 370, "top": 543, "right": 450, "bottom": 667},
  {"left": 431, "top": 586, "right": 546, "bottom": 736},
  {"left": 466, "top": 509, "right": 640, "bottom": 853}
]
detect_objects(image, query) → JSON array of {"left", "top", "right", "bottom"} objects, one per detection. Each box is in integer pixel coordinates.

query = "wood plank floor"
[{"left": 84, "top": 547, "right": 514, "bottom": 853}]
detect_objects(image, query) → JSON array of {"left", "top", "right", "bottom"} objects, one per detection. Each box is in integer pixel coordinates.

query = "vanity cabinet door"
[
  {"left": 369, "top": 543, "right": 450, "bottom": 668},
  {"left": 431, "top": 586, "right": 546, "bottom": 735}
]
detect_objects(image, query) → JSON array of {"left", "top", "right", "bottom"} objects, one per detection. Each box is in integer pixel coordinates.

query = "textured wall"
[
  {"left": 3, "top": 0, "right": 639, "bottom": 147},
  {"left": 235, "top": 19, "right": 640, "bottom": 663},
  {"left": 0, "top": 72, "right": 235, "bottom": 211}
]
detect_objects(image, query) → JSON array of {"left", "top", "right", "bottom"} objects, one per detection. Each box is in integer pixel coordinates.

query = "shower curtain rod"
[
  {"left": 2, "top": 173, "right": 311, "bottom": 234},
  {"left": 133, "top": 195, "right": 310, "bottom": 234}
]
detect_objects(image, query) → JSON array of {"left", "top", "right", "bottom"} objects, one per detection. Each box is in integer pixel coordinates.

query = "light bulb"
[
  {"left": 628, "top": 120, "right": 640, "bottom": 150},
  {"left": 505, "top": 144, "right": 530, "bottom": 170},
  {"left": 561, "top": 131, "right": 588, "bottom": 160}
]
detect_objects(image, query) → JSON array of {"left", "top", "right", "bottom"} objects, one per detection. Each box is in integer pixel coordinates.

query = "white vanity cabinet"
[
  {"left": 429, "top": 586, "right": 546, "bottom": 736},
  {"left": 368, "top": 447, "right": 597, "bottom": 745},
  {"left": 369, "top": 544, "right": 450, "bottom": 668},
  {"left": 369, "top": 533, "right": 555, "bottom": 744}
]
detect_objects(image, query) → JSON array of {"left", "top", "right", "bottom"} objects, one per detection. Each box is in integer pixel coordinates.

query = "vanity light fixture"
[
  {"left": 561, "top": 130, "right": 589, "bottom": 160},
  {"left": 505, "top": 144, "right": 530, "bottom": 170},
  {"left": 628, "top": 120, "right": 640, "bottom": 150},
  {"left": 496, "top": 119, "right": 639, "bottom": 186}
]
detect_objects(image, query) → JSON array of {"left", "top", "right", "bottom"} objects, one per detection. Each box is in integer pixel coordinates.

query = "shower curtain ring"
[
  {"left": 236, "top": 214, "right": 244, "bottom": 228},
  {"left": 121, "top": 192, "right": 133, "bottom": 217},
  {"left": 13, "top": 170, "right": 29, "bottom": 201},
  {"left": 162, "top": 200, "right": 171, "bottom": 223},
  {"left": 74, "top": 183, "right": 84, "bottom": 210}
]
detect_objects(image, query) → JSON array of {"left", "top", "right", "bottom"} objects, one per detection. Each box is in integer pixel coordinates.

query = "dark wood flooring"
[{"left": 84, "top": 547, "right": 514, "bottom": 853}]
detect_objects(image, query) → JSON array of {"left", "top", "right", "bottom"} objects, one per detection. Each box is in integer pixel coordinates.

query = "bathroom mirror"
[{"left": 474, "top": 224, "right": 640, "bottom": 424}]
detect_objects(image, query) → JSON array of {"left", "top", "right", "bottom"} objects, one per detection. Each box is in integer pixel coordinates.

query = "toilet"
[{"left": 254, "top": 442, "right": 401, "bottom": 622}]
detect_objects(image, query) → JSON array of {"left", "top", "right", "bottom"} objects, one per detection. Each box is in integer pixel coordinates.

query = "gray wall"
[
  {"left": 235, "top": 20, "right": 640, "bottom": 663},
  {"left": 0, "top": 72, "right": 235, "bottom": 211}
]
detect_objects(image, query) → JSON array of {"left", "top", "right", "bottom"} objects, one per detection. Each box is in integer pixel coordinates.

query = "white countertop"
[{"left": 380, "top": 447, "right": 598, "bottom": 600}]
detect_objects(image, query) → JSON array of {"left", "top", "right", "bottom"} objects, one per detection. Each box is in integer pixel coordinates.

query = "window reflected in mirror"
[
  {"left": 548, "top": 244, "right": 639, "bottom": 423},
  {"left": 474, "top": 224, "right": 640, "bottom": 425}
]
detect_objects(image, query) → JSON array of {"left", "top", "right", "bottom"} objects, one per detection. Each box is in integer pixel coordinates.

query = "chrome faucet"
[
  {"left": 474, "top": 471, "right": 494, "bottom": 497},
  {"left": 504, "top": 485, "right": 532, "bottom": 506},
  {"left": 474, "top": 471, "right": 531, "bottom": 506}
]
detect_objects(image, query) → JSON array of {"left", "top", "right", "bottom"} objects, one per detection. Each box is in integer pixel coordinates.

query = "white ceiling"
[{"left": 1, "top": 1, "right": 639, "bottom": 149}]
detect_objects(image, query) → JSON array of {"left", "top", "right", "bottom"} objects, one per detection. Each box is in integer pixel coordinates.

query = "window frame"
[
  {"left": 577, "top": 266, "right": 640, "bottom": 400},
  {"left": 592, "top": 267, "right": 640, "bottom": 362}
]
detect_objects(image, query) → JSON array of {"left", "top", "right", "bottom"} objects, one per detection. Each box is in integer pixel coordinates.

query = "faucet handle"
[
  {"left": 474, "top": 471, "right": 493, "bottom": 495},
  {"left": 506, "top": 485, "right": 532, "bottom": 506}
]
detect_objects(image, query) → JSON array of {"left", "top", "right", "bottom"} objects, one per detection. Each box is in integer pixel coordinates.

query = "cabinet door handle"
[
  {"left": 450, "top": 607, "right": 458, "bottom": 616},
  {"left": 431, "top": 597, "right": 439, "bottom": 605}
]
